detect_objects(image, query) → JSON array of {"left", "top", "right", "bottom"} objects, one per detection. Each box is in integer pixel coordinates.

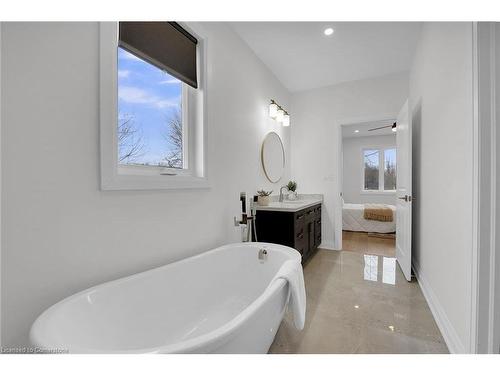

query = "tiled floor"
[{"left": 269, "top": 248, "right": 448, "bottom": 354}]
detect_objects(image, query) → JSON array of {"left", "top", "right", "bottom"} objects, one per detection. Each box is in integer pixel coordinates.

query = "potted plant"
[
  {"left": 257, "top": 190, "right": 273, "bottom": 206},
  {"left": 286, "top": 180, "right": 298, "bottom": 200}
]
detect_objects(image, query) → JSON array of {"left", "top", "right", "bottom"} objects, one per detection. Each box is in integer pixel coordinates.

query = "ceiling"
[
  {"left": 230, "top": 22, "right": 421, "bottom": 92},
  {"left": 342, "top": 119, "right": 396, "bottom": 138}
]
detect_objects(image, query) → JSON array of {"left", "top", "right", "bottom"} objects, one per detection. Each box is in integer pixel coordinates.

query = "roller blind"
[{"left": 119, "top": 22, "right": 198, "bottom": 88}]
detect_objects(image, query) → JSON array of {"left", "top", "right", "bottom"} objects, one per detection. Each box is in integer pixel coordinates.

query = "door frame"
[
  {"left": 471, "top": 22, "right": 499, "bottom": 354},
  {"left": 334, "top": 113, "right": 399, "bottom": 250}
]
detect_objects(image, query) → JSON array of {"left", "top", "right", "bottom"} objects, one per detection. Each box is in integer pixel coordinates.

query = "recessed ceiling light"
[
  {"left": 324, "top": 28, "right": 334, "bottom": 36},
  {"left": 354, "top": 130, "right": 359, "bottom": 133}
]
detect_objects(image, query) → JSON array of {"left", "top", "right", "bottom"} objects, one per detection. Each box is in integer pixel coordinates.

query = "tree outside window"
[
  {"left": 363, "top": 148, "right": 396, "bottom": 191},
  {"left": 117, "top": 47, "right": 184, "bottom": 169}
]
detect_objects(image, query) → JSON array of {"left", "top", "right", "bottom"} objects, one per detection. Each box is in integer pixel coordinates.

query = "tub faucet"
[
  {"left": 258, "top": 248, "right": 268, "bottom": 262},
  {"left": 279, "top": 186, "right": 289, "bottom": 202}
]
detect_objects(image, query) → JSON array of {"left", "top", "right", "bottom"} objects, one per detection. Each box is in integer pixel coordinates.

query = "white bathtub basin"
[{"left": 29, "top": 242, "right": 302, "bottom": 354}]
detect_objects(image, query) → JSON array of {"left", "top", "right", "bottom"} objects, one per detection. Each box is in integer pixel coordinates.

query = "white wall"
[
  {"left": 342, "top": 134, "right": 396, "bottom": 205},
  {"left": 495, "top": 23, "right": 500, "bottom": 354},
  {"left": 474, "top": 22, "right": 500, "bottom": 354},
  {"left": 290, "top": 72, "right": 408, "bottom": 249},
  {"left": 0, "top": 22, "right": 290, "bottom": 348},
  {"left": 0, "top": 22, "right": 3, "bottom": 348},
  {"left": 409, "top": 22, "right": 474, "bottom": 353}
]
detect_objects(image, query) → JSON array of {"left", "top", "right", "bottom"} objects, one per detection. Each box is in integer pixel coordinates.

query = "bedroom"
[{"left": 341, "top": 119, "right": 398, "bottom": 258}]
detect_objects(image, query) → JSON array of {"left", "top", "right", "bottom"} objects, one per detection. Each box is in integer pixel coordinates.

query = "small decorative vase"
[
  {"left": 288, "top": 191, "right": 298, "bottom": 201},
  {"left": 258, "top": 196, "right": 270, "bottom": 206}
]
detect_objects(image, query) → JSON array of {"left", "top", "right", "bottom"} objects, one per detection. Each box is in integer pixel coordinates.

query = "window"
[
  {"left": 117, "top": 47, "right": 185, "bottom": 169},
  {"left": 383, "top": 148, "right": 397, "bottom": 190},
  {"left": 362, "top": 147, "right": 396, "bottom": 192},
  {"left": 100, "top": 22, "right": 207, "bottom": 190},
  {"left": 363, "top": 149, "right": 379, "bottom": 190}
]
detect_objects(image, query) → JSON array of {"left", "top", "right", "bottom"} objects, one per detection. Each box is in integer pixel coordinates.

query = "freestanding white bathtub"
[{"left": 30, "top": 242, "right": 302, "bottom": 354}]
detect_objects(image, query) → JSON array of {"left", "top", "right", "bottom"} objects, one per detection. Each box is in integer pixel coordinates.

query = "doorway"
[
  {"left": 335, "top": 101, "right": 412, "bottom": 281},
  {"left": 339, "top": 119, "right": 397, "bottom": 258}
]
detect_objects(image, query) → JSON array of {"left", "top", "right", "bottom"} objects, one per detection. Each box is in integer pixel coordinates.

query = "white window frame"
[
  {"left": 361, "top": 146, "right": 396, "bottom": 194},
  {"left": 99, "top": 22, "right": 208, "bottom": 190}
]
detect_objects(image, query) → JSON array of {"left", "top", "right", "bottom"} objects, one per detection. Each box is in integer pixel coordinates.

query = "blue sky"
[{"left": 117, "top": 47, "right": 182, "bottom": 165}]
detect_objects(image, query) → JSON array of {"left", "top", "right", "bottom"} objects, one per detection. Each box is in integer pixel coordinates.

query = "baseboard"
[
  {"left": 412, "top": 262, "right": 466, "bottom": 353},
  {"left": 319, "top": 241, "right": 339, "bottom": 251}
]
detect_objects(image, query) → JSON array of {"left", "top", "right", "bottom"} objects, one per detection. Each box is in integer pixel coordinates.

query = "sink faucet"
[{"left": 279, "top": 185, "right": 289, "bottom": 202}]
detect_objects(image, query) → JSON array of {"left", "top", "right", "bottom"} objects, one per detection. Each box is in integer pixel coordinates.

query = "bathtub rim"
[{"left": 29, "top": 242, "right": 300, "bottom": 354}]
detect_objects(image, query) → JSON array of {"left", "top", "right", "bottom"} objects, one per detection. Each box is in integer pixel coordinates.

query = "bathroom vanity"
[{"left": 255, "top": 198, "right": 322, "bottom": 263}]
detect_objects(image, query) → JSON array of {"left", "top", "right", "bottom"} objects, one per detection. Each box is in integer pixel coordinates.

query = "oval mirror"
[{"left": 261, "top": 132, "right": 285, "bottom": 183}]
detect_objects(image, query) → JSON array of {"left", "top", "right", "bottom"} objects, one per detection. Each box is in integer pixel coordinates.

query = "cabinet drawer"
[
  {"left": 294, "top": 211, "right": 305, "bottom": 229},
  {"left": 295, "top": 228, "right": 305, "bottom": 241},
  {"left": 305, "top": 209, "right": 315, "bottom": 222},
  {"left": 315, "top": 206, "right": 321, "bottom": 219},
  {"left": 314, "top": 218, "right": 321, "bottom": 232}
]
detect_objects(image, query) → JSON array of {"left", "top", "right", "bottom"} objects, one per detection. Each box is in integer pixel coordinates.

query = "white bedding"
[{"left": 342, "top": 203, "right": 396, "bottom": 233}]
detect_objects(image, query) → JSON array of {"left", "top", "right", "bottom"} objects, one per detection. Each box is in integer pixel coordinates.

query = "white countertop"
[{"left": 254, "top": 196, "right": 322, "bottom": 212}]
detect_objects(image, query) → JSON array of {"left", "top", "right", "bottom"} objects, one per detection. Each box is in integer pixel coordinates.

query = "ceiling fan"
[{"left": 368, "top": 122, "right": 397, "bottom": 132}]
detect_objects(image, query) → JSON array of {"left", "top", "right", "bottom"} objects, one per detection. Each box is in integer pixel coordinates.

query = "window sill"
[
  {"left": 101, "top": 174, "right": 210, "bottom": 191},
  {"left": 360, "top": 190, "right": 396, "bottom": 195}
]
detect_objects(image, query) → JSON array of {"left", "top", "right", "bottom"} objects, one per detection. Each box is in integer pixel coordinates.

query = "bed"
[{"left": 342, "top": 203, "right": 396, "bottom": 233}]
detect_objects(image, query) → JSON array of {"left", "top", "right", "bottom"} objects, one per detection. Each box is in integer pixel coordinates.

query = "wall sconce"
[
  {"left": 282, "top": 112, "right": 290, "bottom": 127},
  {"left": 276, "top": 108, "right": 285, "bottom": 123},
  {"left": 268, "top": 99, "right": 290, "bottom": 127},
  {"left": 269, "top": 100, "right": 278, "bottom": 119}
]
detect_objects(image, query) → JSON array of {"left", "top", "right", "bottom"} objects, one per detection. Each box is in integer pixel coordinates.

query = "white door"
[{"left": 395, "top": 100, "right": 412, "bottom": 281}]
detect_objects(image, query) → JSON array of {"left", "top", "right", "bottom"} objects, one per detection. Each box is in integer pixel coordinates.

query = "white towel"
[{"left": 273, "top": 260, "right": 306, "bottom": 330}]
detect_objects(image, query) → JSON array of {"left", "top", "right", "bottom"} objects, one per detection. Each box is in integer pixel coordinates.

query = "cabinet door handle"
[{"left": 297, "top": 214, "right": 304, "bottom": 220}]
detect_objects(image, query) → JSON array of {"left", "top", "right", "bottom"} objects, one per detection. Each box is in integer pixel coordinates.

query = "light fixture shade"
[
  {"left": 269, "top": 101, "right": 278, "bottom": 119},
  {"left": 282, "top": 113, "right": 290, "bottom": 127},
  {"left": 276, "top": 108, "right": 285, "bottom": 123}
]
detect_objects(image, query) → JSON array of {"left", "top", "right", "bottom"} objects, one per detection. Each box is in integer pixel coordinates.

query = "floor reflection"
[
  {"left": 363, "top": 254, "right": 396, "bottom": 285},
  {"left": 363, "top": 255, "right": 378, "bottom": 281},
  {"left": 270, "top": 249, "right": 448, "bottom": 354},
  {"left": 382, "top": 257, "right": 396, "bottom": 285}
]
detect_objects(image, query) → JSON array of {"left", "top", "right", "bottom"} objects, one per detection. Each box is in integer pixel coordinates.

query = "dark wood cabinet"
[{"left": 255, "top": 204, "right": 321, "bottom": 263}]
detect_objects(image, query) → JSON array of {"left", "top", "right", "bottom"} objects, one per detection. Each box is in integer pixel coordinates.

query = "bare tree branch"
[
  {"left": 118, "top": 113, "right": 146, "bottom": 163},
  {"left": 163, "top": 108, "right": 183, "bottom": 168}
]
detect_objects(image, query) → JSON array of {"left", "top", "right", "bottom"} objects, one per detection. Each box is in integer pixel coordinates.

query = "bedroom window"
[
  {"left": 383, "top": 148, "right": 397, "bottom": 190},
  {"left": 363, "top": 148, "right": 396, "bottom": 192},
  {"left": 99, "top": 22, "right": 208, "bottom": 190},
  {"left": 363, "top": 149, "right": 380, "bottom": 190}
]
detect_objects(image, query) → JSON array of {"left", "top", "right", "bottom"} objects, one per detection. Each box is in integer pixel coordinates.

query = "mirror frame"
[{"left": 260, "top": 131, "right": 285, "bottom": 183}]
